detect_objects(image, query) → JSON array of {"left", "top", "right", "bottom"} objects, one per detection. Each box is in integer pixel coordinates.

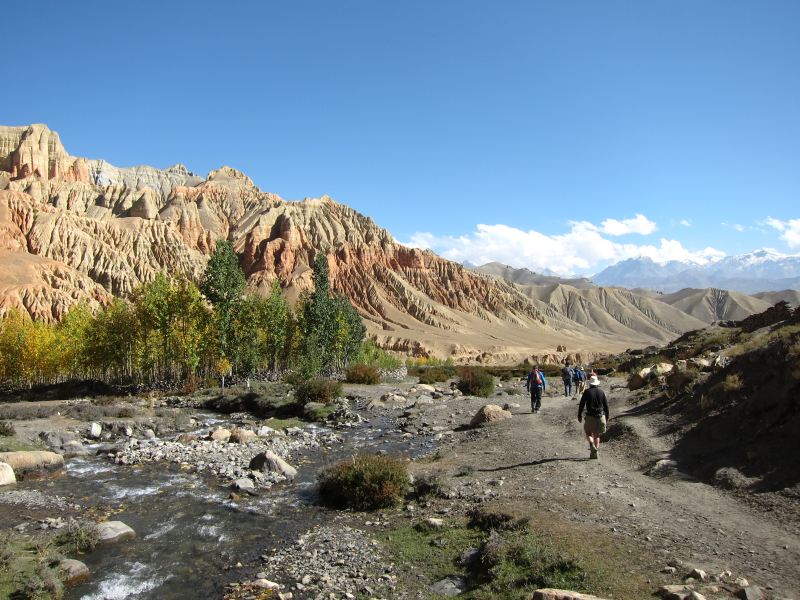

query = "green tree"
[{"left": 200, "top": 240, "right": 246, "bottom": 356}]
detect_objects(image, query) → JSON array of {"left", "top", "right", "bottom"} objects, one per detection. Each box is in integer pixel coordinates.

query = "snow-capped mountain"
[{"left": 592, "top": 249, "right": 800, "bottom": 293}]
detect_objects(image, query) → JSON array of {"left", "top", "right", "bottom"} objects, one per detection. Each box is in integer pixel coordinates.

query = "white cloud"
[
  {"left": 598, "top": 214, "right": 657, "bottom": 236},
  {"left": 765, "top": 217, "right": 800, "bottom": 249},
  {"left": 722, "top": 222, "right": 747, "bottom": 232},
  {"left": 679, "top": 219, "right": 691, "bottom": 227},
  {"left": 405, "top": 219, "right": 724, "bottom": 277}
]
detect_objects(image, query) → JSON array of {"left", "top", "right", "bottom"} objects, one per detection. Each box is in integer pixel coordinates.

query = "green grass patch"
[{"left": 264, "top": 417, "right": 304, "bottom": 430}]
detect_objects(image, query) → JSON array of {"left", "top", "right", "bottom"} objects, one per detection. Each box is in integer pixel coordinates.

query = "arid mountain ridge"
[{"left": 0, "top": 124, "right": 786, "bottom": 363}]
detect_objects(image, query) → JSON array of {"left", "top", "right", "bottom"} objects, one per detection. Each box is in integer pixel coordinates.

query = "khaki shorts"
[{"left": 584, "top": 415, "right": 607, "bottom": 436}]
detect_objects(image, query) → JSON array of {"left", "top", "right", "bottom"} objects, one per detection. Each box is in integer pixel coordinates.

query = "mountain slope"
[
  {"left": 0, "top": 123, "right": 777, "bottom": 362},
  {"left": 473, "top": 261, "right": 595, "bottom": 289},
  {"left": 658, "top": 288, "right": 773, "bottom": 322}
]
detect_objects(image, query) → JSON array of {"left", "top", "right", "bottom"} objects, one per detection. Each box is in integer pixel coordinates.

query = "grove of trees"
[{"left": 0, "top": 245, "right": 378, "bottom": 388}]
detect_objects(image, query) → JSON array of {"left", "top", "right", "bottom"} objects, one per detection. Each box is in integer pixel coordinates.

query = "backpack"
[{"left": 536, "top": 370, "right": 542, "bottom": 385}]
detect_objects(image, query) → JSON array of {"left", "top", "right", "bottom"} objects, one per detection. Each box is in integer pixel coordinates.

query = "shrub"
[
  {"left": 723, "top": 373, "right": 743, "bottom": 393},
  {"left": 294, "top": 378, "right": 343, "bottom": 406},
  {"left": 55, "top": 521, "right": 99, "bottom": 554},
  {"left": 411, "top": 472, "right": 445, "bottom": 499},
  {"left": 353, "top": 339, "right": 403, "bottom": 369},
  {"left": 0, "top": 421, "right": 15, "bottom": 436},
  {"left": 318, "top": 454, "right": 409, "bottom": 510},
  {"left": 456, "top": 367, "right": 495, "bottom": 397},
  {"left": 417, "top": 367, "right": 452, "bottom": 385},
  {"left": 345, "top": 364, "right": 380, "bottom": 384}
]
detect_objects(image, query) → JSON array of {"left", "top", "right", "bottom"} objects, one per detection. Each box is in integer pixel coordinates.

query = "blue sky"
[{"left": 4, "top": 1, "right": 799, "bottom": 275}]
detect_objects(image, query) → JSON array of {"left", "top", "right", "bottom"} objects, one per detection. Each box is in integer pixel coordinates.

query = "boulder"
[
  {"left": 233, "top": 478, "right": 257, "bottom": 495},
  {"left": 417, "top": 384, "right": 436, "bottom": 393},
  {"left": 209, "top": 427, "right": 231, "bottom": 443},
  {"left": 96, "top": 521, "right": 136, "bottom": 545},
  {"left": 62, "top": 440, "right": 89, "bottom": 457},
  {"left": 531, "top": 590, "right": 611, "bottom": 600},
  {"left": 469, "top": 404, "right": 512, "bottom": 427},
  {"left": 430, "top": 576, "right": 467, "bottom": 597},
  {"left": 230, "top": 429, "right": 257, "bottom": 444},
  {"left": 651, "top": 362, "right": 674, "bottom": 376},
  {"left": 143, "top": 428, "right": 156, "bottom": 439},
  {"left": 58, "top": 558, "right": 90, "bottom": 585},
  {"left": 249, "top": 451, "right": 297, "bottom": 480},
  {"left": 737, "top": 587, "right": 765, "bottom": 600},
  {"left": 657, "top": 585, "right": 694, "bottom": 600},
  {"left": 0, "top": 451, "right": 64, "bottom": 472},
  {"left": 627, "top": 373, "right": 648, "bottom": 391},
  {"left": 503, "top": 402, "right": 521, "bottom": 410},
  {"left": 0, "top": 462, "right": 15, "bottom": 486},
  {"left": 380, "top": 393, "right": 408, "bottom": 406},
  {"left": 39, "top": 430, "right": 80, "bottom": 452},
  {"left": 89, "top": 422, "right": 102, "bottom": 438}
]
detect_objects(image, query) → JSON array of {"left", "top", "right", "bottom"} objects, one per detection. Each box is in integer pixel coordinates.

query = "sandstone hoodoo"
[{"left": 0, "top": 124, "right": 776, "bottom": 363}]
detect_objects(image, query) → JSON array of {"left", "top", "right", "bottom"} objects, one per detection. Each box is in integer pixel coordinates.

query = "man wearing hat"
[{"left": 577, "top": 374, "right": 609, "bottom": 459}]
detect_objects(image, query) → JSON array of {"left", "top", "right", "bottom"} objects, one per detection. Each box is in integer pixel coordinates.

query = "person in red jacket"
[{"left": 578, "top": 375, "right": 609, "bottom": 459}]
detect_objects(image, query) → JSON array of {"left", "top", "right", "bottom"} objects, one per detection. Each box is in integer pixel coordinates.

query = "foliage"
[
  {"left": 318, "top": 454, "right": 409, "bottom": 510},
  {"left": 200, "top": 240, "right": 246, "bottom": 355},
  {"left": 353, "top": 339, "right": 403, "bottom": 369},
  {"left": 345, "top": 364, "right": 380, "bottom": 384},
  {"left": 296, "top": 254, "right": 365, "bottom": 377},
  {"left": 0, "top": 422, "right": 14, "bottom": 437},
  {"left": 456, "top": 367, "right": 495, "bottom": 397},
  {"left": 416, "top": 367, "right": 453, "bottom": 384},
  {"left": 723, "top": 373, "right": 743, "bottom": 393},
  {"left": 294, "top": 378, "right": 343, "bottom": 405}
]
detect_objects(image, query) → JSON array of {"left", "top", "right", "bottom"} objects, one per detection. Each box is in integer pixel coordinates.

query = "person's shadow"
[{"left": 477, "top": 457, "right": 589, "bottom": 472}]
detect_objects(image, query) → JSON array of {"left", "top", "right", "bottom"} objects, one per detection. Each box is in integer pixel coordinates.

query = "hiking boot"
[{"left": 590, "top": 447, "right": 598, "bottom": 459}]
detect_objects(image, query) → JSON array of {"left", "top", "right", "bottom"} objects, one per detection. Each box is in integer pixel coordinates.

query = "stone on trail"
[
  {"left": 210, "top": 427, "right": 232, "bottom": 442},
  {"left": 688, "top": 568, "right": 707, "bottom": 581},
  {"left": 89, "top": 422, "right": 102, "bottom": 438},
  {"left": 424, "top": 517, "right": 444, "bottom": 528},
  {"left": 503, "top": 402, "right": 521, "bottom": 410},
  {"left": 430, "top": 575, "right": 467, "bottom": 597},
  {"left": 657, "top": 584, "right": 695, "bottom": 600},
  {"left": 417, "top": 384, "right": 436, "bottom": 393},
  {"left": 58, "top": 558, "right": 90, "bottom": 585},
  {"left": 252, "top": 578, "right": 280, "bottom": 589},
  {"left": 249, "top": 451, "right": 297, "bottom": 480},
  {"left": 531, "top": 590, "right": 612, "bottom": 600},
  {"left": 96, "top": 521, "right": 136, "bottom": 545},
  {"left": 0, "top": 462, "right": 15, "bottom": 486},
  {"left": 469, "top": 404, "right": 512, "bottom": 427},
  {"left": 0, "top": 450, "right": 64, "bottom": 472},
  {"left": 737, "top": 587, "right": 765, "bottom": 600}
]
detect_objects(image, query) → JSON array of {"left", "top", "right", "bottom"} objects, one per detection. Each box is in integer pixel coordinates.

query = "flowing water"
[{"left": 19, "top": 413, "right": 433, "bottom": 599}]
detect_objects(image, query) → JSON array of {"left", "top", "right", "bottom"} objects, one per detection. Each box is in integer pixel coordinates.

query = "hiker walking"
[
  {"left": 561, "top": 363, "right": 573, "bottom": 397},
  {"left": 578, "top": 374, "right": 609, "bottom": 459},
  {"left": 526, "top": 365, "right": 547, "bottom": 414},
  {"left": 573, "top": 366, "right": 586, "bottom": 397}
]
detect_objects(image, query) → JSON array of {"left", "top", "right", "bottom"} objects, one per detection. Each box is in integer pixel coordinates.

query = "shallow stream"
[{"left": 19, "top": 412, "right": 432, "bottom": 599}]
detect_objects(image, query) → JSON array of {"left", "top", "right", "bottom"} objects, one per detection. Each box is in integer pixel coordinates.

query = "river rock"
[
  {"left": 257, "top": 425, "right": 275, "bottom": 436},
  {"left": 58, "top": 558, "right": 90, "bottom": 585},
  {"left": 532, "top": 590, "right": 611, "bottom": 600},
  {"left": 417, "top": 384, "right": 436, "bottom": 393},
  {"left": 176, "top": 433, "right": 199, "bottom": 443},
  {"left": 380, "top": 393, "right": 408, "bottom": 405},
  {"left": 89, "top": 422, "right": 102, "bottom": 438},
  {"left": 0, "top": 451, "right": 64, "bottom": 472},
  {"left": 469, "top": 405, "right": 512, "bottom": 427},
  {"left": 230, "top": 428, "right": 257, "bottom": 444},
  {"left": 96, "top": 521, "right": 136, "bottom": 545},
  {"left": 233, "top": 478, "right": 257, "bottom": 495},
  {"left": 249, "top": 451, "right": 297, "bottom": 480},
  {"left": 143, "top": 428, "right": 156, "bottom": 439},
  {"left": 39, "top": 430, "right": 80, "bottom": 452},
  {"left": 210, "top": 427, "right": 232, "bottom": 442},
  {"left": 0, "top": 462, "right": 15, "bottom": 486},
  {"left": 430, "top": 576, "right": 466, "bottom": 597}
]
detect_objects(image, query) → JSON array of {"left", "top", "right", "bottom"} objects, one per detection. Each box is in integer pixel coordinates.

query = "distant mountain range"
[{"left": 591, "top": 250, "right": 800, "bottom": 293}]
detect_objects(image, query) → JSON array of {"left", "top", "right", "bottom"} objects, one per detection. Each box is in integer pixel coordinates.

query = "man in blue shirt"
[{"left": 525, "top": 365, "right": 547, "bottom": 414}]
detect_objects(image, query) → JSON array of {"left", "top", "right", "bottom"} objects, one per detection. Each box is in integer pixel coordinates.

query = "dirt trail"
[{"left": 432, "top": 377, "right": 800, "bottom": 598}]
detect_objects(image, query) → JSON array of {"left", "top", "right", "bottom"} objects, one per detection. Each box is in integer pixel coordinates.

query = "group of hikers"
[{"left": 525, "top": 362, "right": 609, "bottom": 460}]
